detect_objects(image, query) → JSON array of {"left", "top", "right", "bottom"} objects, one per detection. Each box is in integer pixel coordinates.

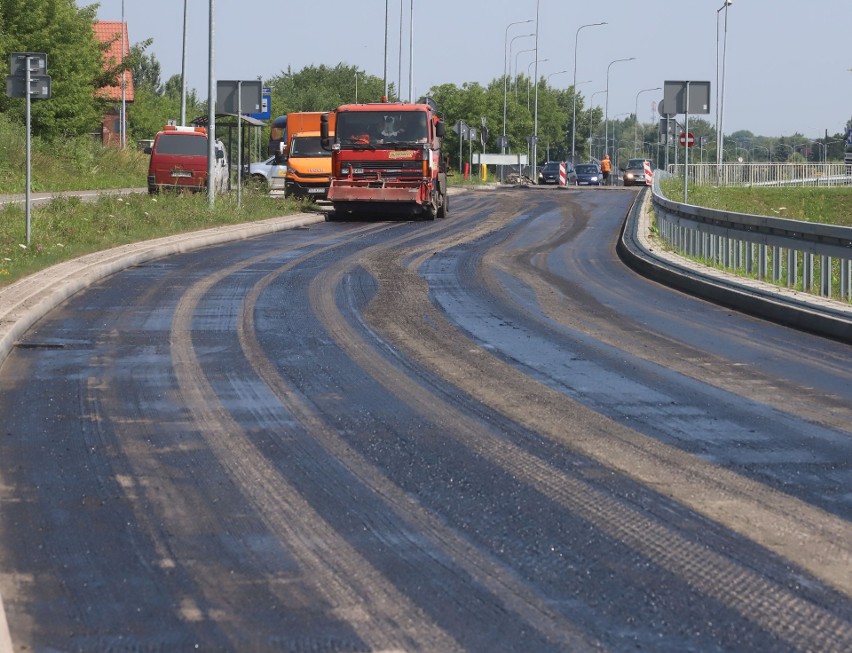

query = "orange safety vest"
[{"left": 601, "top": 158, "right": 611, "bottom": 173}]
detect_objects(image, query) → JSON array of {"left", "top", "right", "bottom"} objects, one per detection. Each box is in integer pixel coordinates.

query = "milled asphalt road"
[{"left": 0, "top": 184, "right": 850, "bottom": 653}]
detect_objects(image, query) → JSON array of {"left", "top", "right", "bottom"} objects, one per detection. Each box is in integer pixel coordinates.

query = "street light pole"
[
  {"left": 604, "top": 57, "right": 635, "bottom": 177},
  {"left": 207, "top": 0, "right": 215, "bottom": 207},
  {"left": 515, "top": 48, "right": 536, "bottom": 96},
  {"left": 503, "top": 20, "right": 534, "bottom": 158},
  {"left": 547, "top": 70, "right": 569, "bottom": 86},
  {"left": 589, "top": 89, "right": 607, "bottom": 159},
  {"left": 180, "top": 0, "right": 188, "bottom": 125},
  {"left": 571, "top": 22, "right": 606, "bottom": 163},
  {"left": 716, "top": 0, "right": 732, "bottom": 183},
  {"left": 634, "top": 86, "right": 661, "bottom": 157},
  {"left": 532, "top": 0, "right": 540, "bottom": 182},
  {"left": 528, "top": 58, "right": 548, "bottom": 110},
  {"left": 383, "top": 0, "right": 388, "bottom": 98}
]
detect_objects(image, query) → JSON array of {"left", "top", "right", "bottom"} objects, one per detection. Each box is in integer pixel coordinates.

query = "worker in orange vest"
[{"left": 600, "top": 153, "right": 612, "bottom": 186}]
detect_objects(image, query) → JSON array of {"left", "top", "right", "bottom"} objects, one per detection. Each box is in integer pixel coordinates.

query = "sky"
[{"left": 96, "top": 1, "right": 852, "bottom": 140}]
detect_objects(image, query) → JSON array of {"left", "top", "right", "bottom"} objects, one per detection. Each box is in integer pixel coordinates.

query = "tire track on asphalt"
[
  {"left": 483, "top": 193, "right": 852, "bottom": 433},
  {"left": 308, "top": 195, "right": 852, "bottom": 651},
  {"left": 170, "top": 224, "right": 465, "bottom": 652},
  {"left": 239, "top": 198, "right": 606, "bottom": 651}
]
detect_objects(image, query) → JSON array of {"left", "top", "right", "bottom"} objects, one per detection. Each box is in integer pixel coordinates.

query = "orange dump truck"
[
  {"left": 283, "top": 112, "right": 336, "bottom": 199},
  {"left": 320, "top": 98, "right": 448, "bottom": 219}
]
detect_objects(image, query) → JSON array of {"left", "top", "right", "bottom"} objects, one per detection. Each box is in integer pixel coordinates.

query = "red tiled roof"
[{"left": 94, "top": 21, "right": 134, "bottom": 102}]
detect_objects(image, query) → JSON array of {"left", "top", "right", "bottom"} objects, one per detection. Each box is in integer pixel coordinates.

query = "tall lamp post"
[
  {"left": 503, "top": 21, "right": 534, "bottom": 158},
  {"left": 571, "top": 22, "right": 606, "bottom": 162},
  {"left": 604, "top": 57, "right": 635, "bottom": 173},
  {"left": 180, "top": 0, "right": 188, "bottom": 125},
  {"left": 588, "top": 89, "right": 607, "bottom": 159},
  {"left": 634, "top": 86, "right": 661, "bottom": 156},
  {"left": 547, "top": 70, "right": 569, "bottom": 86},
  {"left": 514, "top": 48, "right": 536, "bottom": 96},
  {"left": 716, "top": 0, "right": 733, "bottom": 182},
  {"left": 531, "top": 0, "right": 539, "bottom": 182},
  {"left": 527, "top": 58, "right": 549, "bottom": 110},
  {"left": 206, "top": 0, "right": 216, "bottom": 207},
  {"left": 120, "top": 0, "right": 126, "bottom": 147}
]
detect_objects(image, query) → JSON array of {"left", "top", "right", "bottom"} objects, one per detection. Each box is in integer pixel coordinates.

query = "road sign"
[
  {"left": 9, "top": 52, "right": 47, "bottom": 77},
  {"left": 6, "top": 74, "right": 51, "bottom": 99},
  {"left": 679, "top": 132, "right": 695, "bottom": 148},
  {"left": 216, "top": 80, "right": 263, "bottom": 114},
  {"left": 663, "top": 80, "right": 711, "bottom": 115}
]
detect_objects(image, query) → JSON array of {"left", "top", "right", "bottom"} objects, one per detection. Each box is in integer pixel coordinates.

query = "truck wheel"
[{"left": 437, "top": 191, "right": 448, "bottom": 219}]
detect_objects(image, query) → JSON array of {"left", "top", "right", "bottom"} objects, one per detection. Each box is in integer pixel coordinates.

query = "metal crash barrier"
[{"left": 650, "top": 175, "right": 852, "bottom": 304}]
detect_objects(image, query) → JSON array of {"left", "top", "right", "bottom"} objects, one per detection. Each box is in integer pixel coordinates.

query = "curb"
[
  {"left": 617, "top": 188, "right": 852, "bottom": 344},
  {"left": 0, "top": 212, "right": 326, "bottom": 370}
]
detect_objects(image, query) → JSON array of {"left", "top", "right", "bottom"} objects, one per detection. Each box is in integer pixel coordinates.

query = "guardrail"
[
  {"left": 650, "top": 176, "right": 852, "bottom": 304},
  {"left": 667, "top": 162, "right": 852, "bottom": 187}
]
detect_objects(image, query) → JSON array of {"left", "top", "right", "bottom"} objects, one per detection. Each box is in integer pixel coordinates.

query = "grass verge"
[
  {"left": 659, "top": 179, "right": 852, "bottom": 226},
  {"left": 0, "top": 190, "right": 308, "bottom": 287}
]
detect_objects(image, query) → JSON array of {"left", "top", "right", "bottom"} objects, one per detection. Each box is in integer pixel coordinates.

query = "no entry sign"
[{"left": 679, "top": 132, "right": 695, "bottom": 148}]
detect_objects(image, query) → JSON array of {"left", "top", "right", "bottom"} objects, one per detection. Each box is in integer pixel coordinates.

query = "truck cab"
[{"left": 285, "top": 131, "right": 333, "bottom": 199}]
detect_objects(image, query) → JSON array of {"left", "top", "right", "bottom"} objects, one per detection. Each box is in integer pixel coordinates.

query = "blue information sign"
[{"left": 248, "top": 87, "right": 271, "bottom": 121}]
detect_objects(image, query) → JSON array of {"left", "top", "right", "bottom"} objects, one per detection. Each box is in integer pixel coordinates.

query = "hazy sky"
[{"left": 97, "top": 1, "right": 852, "bottom": 139}]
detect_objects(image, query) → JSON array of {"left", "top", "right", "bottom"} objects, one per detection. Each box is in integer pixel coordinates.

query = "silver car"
[
  {"left": 243, "top": 156, "right": 287, "bottom": 191},
  {"left": 621, "top": 158, "right": 654, "bottom": 187}
]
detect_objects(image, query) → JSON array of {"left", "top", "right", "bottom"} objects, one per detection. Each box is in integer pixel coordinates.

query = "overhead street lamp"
[
  {"left": 634, "top": 87, "right": 661, "bottom": 156},
  {"left": 547, "top": 70, "right": 569, "bottom": 86},
  {"left": 503, "top": 22, "right": 534, "bottom": 156},
  {"left": 571, "top": 22, "right": 607, "bottom": 162},
  {"left": 509, "top": 34, "right": 535, "bottom": 89},
  {"left": 206, "top": 0, "right": 215, "bottom": 207},
  {"left": 604, "top": 57, "right": 636, "bottom": 171},
  {"left": 588, "top": 89, "right": 607, "bottom": 158},
  {"left": 528, "top": 58, "right": 549, "bottom": 110},
  {"left": 716, "top": 0, "right": 732, "bottom": 179},
  {"left": 515, "top": 48, "right": 536, "bottom": 96}
]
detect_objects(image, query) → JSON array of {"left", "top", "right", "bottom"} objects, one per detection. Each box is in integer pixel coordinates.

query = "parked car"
[
  {"left": 621, "top": 158, "right": 655, "bottom": 186},
  {"left": 243, "top": 156, "right": 288, "bottom": 191},
  {"left": 146, "top": 125, "right": 229, "bottom": 195},
  {"left": 574, "top": 163, "right": 602, "bottom": 186},
  {"left": 538, "top": 160, "right": 576, "bottom": 185}
]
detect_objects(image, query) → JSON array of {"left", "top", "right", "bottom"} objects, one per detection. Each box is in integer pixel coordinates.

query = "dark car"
[
  {"left": 538, "top": 161, "right": 577, "bottom": 185},
  {"left": 574, "top": 163, "right": 602, "bottom": 186},
  {"left": 621, "top": 158, "right": 655, "bottom": 186}
]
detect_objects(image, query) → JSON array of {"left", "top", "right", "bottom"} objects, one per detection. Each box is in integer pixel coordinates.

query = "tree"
[
  {"left": 0, "top": 0, "right": 108, "bottom": 139},
  {"left": 128, "top": 40, "right": 161, "bottom": 95},
  {"left": 266, "top": 63, "right": 386, "bottom": 118}
]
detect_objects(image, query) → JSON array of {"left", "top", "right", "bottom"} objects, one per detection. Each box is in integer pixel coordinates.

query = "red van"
[{"left": 146, "top": 125, "right": 229, "bottom": 194}]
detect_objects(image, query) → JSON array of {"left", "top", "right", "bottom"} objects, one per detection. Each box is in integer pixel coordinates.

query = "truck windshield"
[
  {"left": 336, "top": 111, "right": 428, "bottom": 147},
  {"left": 289, "top": 136, "right": 330, "bottom": 157},
  {"left": 154, "top": 133, "right": 208, "bottom": 156}
]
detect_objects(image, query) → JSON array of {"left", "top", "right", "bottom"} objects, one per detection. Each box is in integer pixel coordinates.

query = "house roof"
[{"left": 94, "top": 21, "right": 134, "bottom": 102}]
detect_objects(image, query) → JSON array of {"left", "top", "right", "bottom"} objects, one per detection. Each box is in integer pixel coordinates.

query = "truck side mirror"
[
  {"left": 320, "top": 114, "right": 330, "bottom": 149},
  {"left": 435, "top": 121, "right": 445, "bottom": 138}
]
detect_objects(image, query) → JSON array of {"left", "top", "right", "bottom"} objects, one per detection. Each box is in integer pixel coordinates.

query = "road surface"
[{"left": 1, "top": 188, "right": 850, "bottom": 652}]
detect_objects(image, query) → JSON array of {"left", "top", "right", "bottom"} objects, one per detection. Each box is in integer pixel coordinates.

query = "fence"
[
  {"left": 667, "top": 162, "right": 852, "bottom": 187},
  {"left": 650, "top": 175, "right": 852, "bottom": 304}
]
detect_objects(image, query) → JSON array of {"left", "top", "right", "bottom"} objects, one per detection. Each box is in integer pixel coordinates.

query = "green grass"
[
  {"left": 0, "top": 191, "right": 309, "bottom": 286},
  {"left": 0, "top": 115, "right": 152, "bottom": 193},
  {"left": 0, "top": 114, "right": 310, "bottom": 287},
  {"left": 659, "top": 179, "right": 852, "bottom": 226},
  {"left": 657, "top": 179, "right": 852, "bottom": 302}
]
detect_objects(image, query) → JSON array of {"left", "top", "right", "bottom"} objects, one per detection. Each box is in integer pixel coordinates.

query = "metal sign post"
[
  {"left": 6, "top": 53, "right": 50, "bottom": 244},
  {"left": 217, "top": 80, "right": 262, "bottom": 207}
]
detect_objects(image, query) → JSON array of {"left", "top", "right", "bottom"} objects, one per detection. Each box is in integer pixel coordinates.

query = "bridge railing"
[
  {"left": 667, "top": 162, "right": 852, "bottom": 187},
  {"left": 650, "top": 175, "right": 852, "bottom": 304}
]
